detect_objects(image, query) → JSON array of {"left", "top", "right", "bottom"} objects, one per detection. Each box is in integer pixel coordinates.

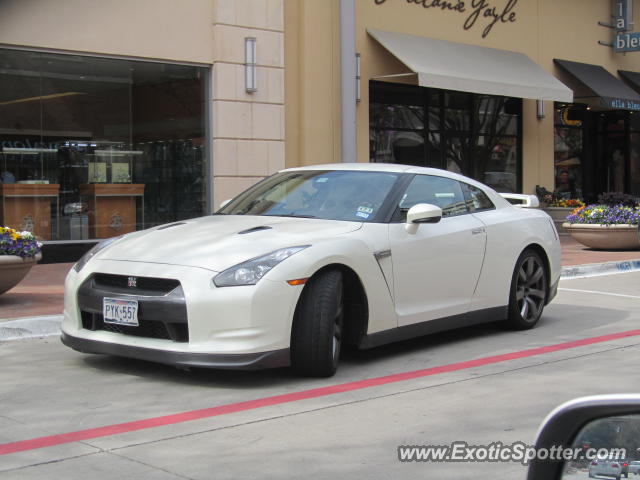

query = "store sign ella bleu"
[
  {"left": 373, "top": 0, "right": 518, "bottom": 39},
  {"left": 613, "top": 0, "right": 640, "bottom": 52}
]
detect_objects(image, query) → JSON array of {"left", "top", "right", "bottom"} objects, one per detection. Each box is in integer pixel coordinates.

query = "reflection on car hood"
[{"left": 98, "top": 215, "right": 362, "bottom": 272}]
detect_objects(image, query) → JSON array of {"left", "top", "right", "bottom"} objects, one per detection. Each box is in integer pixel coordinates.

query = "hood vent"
[
  {"left": 238, "top": 225, "right": 273, "bottom": 235},
  {"left": 157, "top": 222, "right": 187, "bottom": 230}
]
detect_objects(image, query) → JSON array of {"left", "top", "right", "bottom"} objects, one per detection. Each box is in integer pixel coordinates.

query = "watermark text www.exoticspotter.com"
[{"left": 397, "top": 441, "right": 626, "bottom": 466}]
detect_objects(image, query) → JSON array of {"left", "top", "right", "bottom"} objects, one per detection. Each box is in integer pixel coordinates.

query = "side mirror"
[
  {"left": 405, "top": 203, "right": 442, "bottom": 233},
  {"left": 219, "top": 199, "right": 232, "bottom": 209},
  {"left": 527, "top": 395, "right": 640, "bottom": 480}
]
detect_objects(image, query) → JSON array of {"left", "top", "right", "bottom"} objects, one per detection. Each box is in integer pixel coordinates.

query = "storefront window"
[
  {"left": 0, "top": 48, "right": 208, "bottom": 242},
  {"left": 629, "top": 116, "right": 640, "bottom": 196},
  {"left": 553, "top": 104, "right": 584, "bottom": 199},
  {"left": 370, "top": 81, "right": 521, "bottom": 192}
]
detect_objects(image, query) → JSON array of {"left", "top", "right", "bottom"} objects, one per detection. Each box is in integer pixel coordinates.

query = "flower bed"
[
  {"left": 0, "top": 226, "right": 42, "bottom": 257},
  {"left": 565, "top": 204, "right": 640, "bottom": 226},
  {"left": 0, "top": 227, "right": 43, "bottom": 295},
  {"left": 563, "top": 204, "right": 640, "bottom": 250}
]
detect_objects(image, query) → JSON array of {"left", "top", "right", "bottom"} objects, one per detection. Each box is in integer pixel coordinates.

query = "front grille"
[
  {"left": 92, "top": 274, "right": 180, "bottom": 295},
  {"left": 81, "top": 311, "right": 188, "bottom": 342}
]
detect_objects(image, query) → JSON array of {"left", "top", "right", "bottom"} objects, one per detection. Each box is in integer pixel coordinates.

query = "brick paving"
[
  {"left": 0, "top": 263, "right": 72, "bottom": 321},
  {"left": 0, "top": 238, "right": 638, "bottom": 322},
  {"left": 560, "top": 235, "right": 640, "bottom": 266}
]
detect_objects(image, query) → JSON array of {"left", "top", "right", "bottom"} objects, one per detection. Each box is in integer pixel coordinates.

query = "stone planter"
[
  {"left": 0, "top": 253, "right": 41, "bottom": 295},
  {"left": 543, "top": 207, "right": 574, "bottom": 235},
  {"left": 562, "top": 223, "right": 640, "bottom": 250}
]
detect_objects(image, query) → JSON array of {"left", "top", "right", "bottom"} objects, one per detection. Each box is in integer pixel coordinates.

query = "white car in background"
[
  {"left": 628, "top": 460, "right": 640, "bottom": 475},
  {"left": 61, "top": 163, "right": 561, "bottom": 376},
  {"left": 589, "top": 459, "right": 624, "bottom": 479}
]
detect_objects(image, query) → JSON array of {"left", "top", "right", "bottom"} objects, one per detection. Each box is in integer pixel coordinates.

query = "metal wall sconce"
[
  {"left": 536, "top": 99, "right": 545, "bottom": 119},
  {"left": 245, "top": 37, "right": 257, "bottom": 93}
]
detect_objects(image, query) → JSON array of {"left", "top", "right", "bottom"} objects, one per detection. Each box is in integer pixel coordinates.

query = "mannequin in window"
[{"left": 556, "top": 169, "right": 579, "bottom": 199}]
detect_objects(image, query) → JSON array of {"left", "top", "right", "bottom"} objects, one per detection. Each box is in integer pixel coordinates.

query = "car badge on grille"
[{"left": 127, "top": 277, "right": 137, "bottom": 288}]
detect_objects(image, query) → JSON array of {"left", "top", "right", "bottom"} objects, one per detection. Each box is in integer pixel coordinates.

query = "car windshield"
[{"left": 218, "top": 170, "right": 400, "bottom": 222}]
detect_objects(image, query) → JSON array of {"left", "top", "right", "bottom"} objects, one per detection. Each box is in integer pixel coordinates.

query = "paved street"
[{"left": 1, "top": 270, "right": 640, "bottom": 479}]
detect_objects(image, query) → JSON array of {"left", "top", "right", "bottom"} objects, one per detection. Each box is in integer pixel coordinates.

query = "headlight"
[
  {"left": 73, "top": 236, "right": 122, "bottom": 273},
  {"left": 213, "top": 246, "right": 309, "bottom": 287}
]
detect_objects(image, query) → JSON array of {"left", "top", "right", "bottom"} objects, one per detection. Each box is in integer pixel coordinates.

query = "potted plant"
[
  {"left": 562, "top": 193, "right": 640, "bottom": 250},
  {"left": 0, "top": 226, "right": 43, "bottom": 295},
  {"left": 536, "top": 186, "right": 585, "bottom": 235}
]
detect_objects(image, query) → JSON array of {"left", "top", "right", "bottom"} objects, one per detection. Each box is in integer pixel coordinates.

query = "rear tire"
[
  {"left": 505, "top": 249, "right": 547, "bottom": 330},
  {"left": 291, "top": 269, "right": 344, "bottom": 377}
]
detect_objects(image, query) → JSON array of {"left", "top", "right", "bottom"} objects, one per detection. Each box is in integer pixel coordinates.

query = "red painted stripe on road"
[{"left": 3, "top": 329, "right": 640, "bottom": 456}]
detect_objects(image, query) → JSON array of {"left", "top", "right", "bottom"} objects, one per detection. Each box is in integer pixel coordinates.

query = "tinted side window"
[
  {"left": 399, "top": 175, "right": 469, "bottom": 218},
  {"left": 462, "top": 183, "right": 495, "bottom": 212}
]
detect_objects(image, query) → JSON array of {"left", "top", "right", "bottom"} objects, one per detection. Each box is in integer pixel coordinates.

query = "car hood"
[{"left": 98, "top": 215, "right": 363, "bottom": 272}]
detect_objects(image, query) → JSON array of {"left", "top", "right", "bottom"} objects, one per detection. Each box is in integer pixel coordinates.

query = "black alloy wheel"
[{"left": 506, "top": 249, "right": 547, "bottom": 330}]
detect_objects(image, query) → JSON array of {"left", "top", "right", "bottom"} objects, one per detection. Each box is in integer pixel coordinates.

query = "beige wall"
[
  {"left": 0, "top": 0, "right": 215, "bottom": 64},
  {"left": 285, "top": 0, "right": 640, "bottom": 194},
  {"left": 284, "top": 0, "right": 342, "bottom": 168}
]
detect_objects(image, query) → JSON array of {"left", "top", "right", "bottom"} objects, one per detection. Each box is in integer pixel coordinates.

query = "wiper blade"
[{"left": 264, "top": 214, "right": 316, "bottom": 218}]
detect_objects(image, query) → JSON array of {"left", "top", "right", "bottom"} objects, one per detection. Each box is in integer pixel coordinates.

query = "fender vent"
[
  {"left": 238, "top": 226, "right": 272, "bottom": 234},
  {"left": 157, "top": 222, "right": 187, "bottom": 230}
]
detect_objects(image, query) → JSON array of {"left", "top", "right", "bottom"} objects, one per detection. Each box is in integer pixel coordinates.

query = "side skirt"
[{"left": 358, "top": 306, "right": 508, "bottom": 350}]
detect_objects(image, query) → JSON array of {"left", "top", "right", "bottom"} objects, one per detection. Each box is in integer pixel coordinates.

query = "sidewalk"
[{"left": 1, "top": 236, "right": 639, "bottom": 323}]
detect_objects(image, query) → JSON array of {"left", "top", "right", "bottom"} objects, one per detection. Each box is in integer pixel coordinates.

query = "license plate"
[{"left": 103, "top": 298, "right": 139, "bottom": 327}]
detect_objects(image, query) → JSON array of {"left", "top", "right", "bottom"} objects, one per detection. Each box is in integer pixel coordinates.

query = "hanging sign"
[{"left": 613, "top": 0, "right": 639, "bottom": 52}]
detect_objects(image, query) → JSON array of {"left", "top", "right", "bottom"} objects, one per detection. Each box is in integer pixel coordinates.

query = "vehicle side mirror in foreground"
[
  {"left": 405, "top": 203, "right": 442, "bottom": 233},
  {"left": 219, "top": 199, "right": 232, "bottom": 209},
  {"left": 527, "top": 395, "right": 640, "bottom": 480}
]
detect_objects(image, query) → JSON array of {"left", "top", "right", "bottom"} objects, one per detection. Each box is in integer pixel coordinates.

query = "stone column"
[{"left": 212, "top": 0, "right": 285, "bottom": 208}]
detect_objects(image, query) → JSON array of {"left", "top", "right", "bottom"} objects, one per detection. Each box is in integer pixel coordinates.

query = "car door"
[{"left": 389, "top": 174, "right": 487, "bottom": 326}]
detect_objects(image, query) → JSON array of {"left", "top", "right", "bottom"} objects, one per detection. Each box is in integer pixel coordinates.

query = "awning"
[
  {"left": 619, "top": 70, "right": 640, "bottom": 95},
  {"left": 367, "top": 29, "right": 572, "bottom": 102},
  {"left": 554, "top": 59, "right": 640, "bottom": 111}
]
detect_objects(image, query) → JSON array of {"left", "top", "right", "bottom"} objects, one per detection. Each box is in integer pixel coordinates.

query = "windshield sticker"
[
  {"left": 357, "top": 206, "right": 374, "bottom": 214},
  {"left": 356, "top": 211, "right": 370, "bottom": 219}
]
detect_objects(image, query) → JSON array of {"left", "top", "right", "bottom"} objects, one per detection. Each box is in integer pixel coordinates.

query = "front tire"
[
  {"left": 291, "top": 269, "right": 344, "bottom": 377},
  {"left": 505, "top": 249, "right": 547, "bottom": 330}
]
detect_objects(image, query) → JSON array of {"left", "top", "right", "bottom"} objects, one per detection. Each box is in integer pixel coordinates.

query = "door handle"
[{"left": 471, "top": 227, "right": 486, "bottom": 235}]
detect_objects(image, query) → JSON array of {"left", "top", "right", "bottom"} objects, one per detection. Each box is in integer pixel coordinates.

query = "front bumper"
[
  {"left": 61, "top": 331, "right": 290, "bottom": 369},
  {"left": 62, "top": 260, "right": 303, "bottom": 368}
]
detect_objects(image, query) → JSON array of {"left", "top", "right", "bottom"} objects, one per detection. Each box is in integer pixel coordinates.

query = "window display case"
[
  {"left": 79, "top": 183, "right": 144, "bottom": 238},
  {"left": 0, "top": 183, "right": 60, "bottom": 240}
]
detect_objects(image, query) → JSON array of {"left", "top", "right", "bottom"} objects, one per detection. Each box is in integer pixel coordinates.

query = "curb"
[
  {"left": 0, "top": 315, "right": 62, "bottom": 342},
  {"left": 561, "top": 259, "right": 640, "bottom": 279}
]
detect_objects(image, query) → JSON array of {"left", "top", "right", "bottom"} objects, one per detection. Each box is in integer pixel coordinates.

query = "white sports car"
[{"left": 61, "top": 163, "right": 561, "bottom": 376}]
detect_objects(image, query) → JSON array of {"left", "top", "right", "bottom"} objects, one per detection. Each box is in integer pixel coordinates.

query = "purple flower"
[{"left": 565, "top": 204, "right": 640, "bottom": 226}]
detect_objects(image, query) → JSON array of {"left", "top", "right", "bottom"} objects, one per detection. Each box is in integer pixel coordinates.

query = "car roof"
[
  {"left": 283, "top": 163, "right": 490, "bottom": 187},
  {"left": 282, "top": 163, "right": 512, "bottom": 208},
  {"left": 285, "top": 162, "right": 451, "bottom": 176}
]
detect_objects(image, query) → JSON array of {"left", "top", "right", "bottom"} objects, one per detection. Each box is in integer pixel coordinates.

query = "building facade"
[
  {"left": 0, "top": 0, "right": 639, "bottom": 258},
  {"left": 285, "top": 0, "right": 640, "bottom": 201}
]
